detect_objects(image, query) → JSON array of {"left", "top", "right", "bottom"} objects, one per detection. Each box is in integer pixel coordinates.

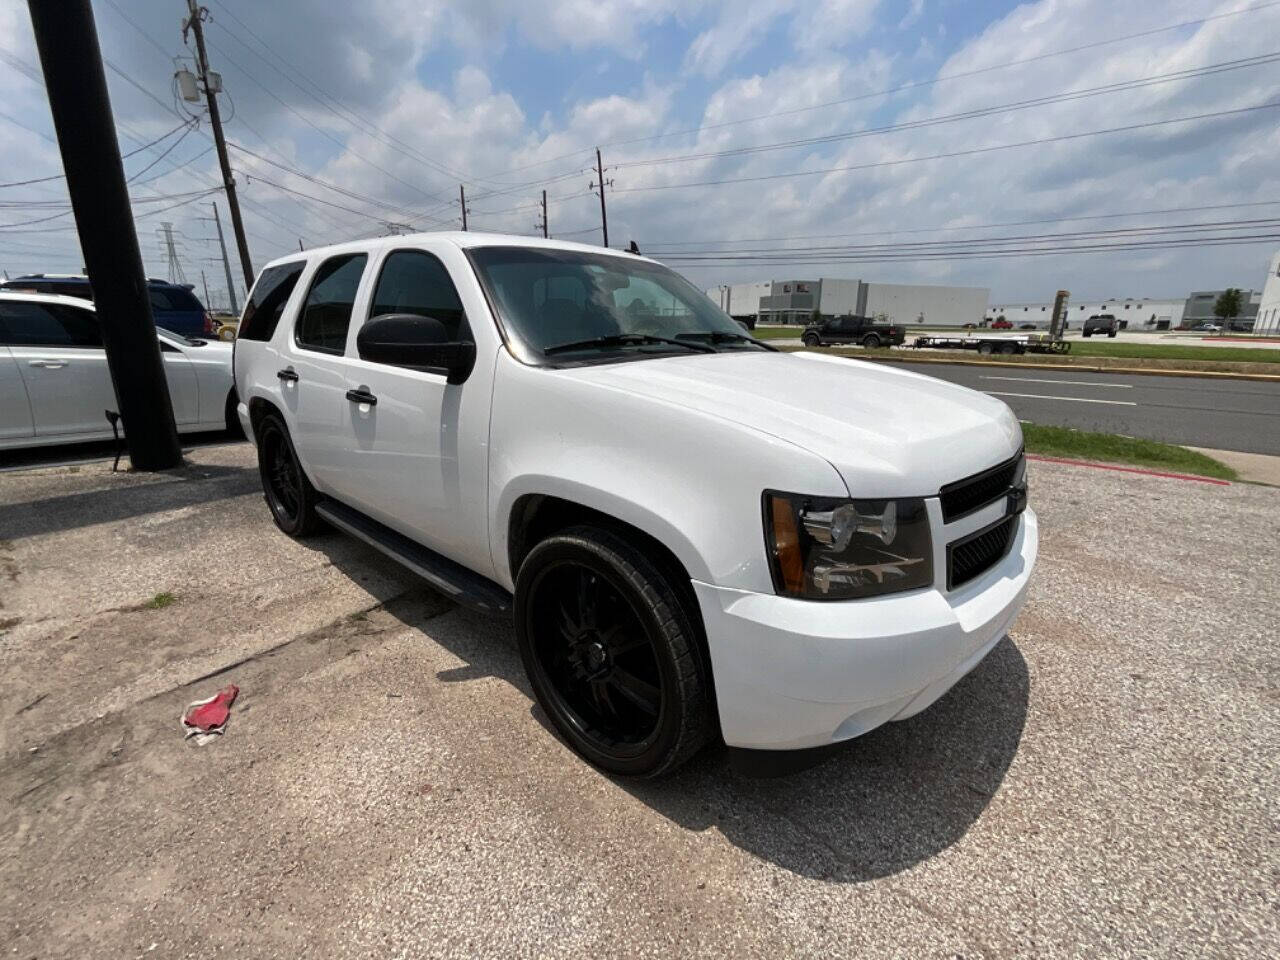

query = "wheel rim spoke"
[
  {"left": 608, "top": 667, "right": 660, "bottom": 717},
  {"left": 529, "top": 560, "right": 664, "bottom": 752}
]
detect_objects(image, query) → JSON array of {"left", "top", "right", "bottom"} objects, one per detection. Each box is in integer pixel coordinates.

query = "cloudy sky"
[{"left": 2, "top": 0, "right": 1279, "bottom": 310}]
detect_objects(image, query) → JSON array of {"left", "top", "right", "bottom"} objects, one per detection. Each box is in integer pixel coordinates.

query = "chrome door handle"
[{"left": 28, "top": 359, "right": 67, "bottom": 369}]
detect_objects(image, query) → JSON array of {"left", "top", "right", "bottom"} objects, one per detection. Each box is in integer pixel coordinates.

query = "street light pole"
[{"left": 25, "top": 0, "right": 181, "bottom": 470}]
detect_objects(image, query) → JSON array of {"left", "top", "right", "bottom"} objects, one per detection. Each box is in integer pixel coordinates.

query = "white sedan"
[{"left": 0, "top": 291, "right": 239, "bottom": 451}]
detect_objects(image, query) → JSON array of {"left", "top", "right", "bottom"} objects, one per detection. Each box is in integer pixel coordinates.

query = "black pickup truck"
[{"left": 800, "top": 315, "right": 905, "bottom": 348}]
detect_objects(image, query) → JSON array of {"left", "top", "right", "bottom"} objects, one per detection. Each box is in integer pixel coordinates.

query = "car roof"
[
  {"left": 3, "top": 274, "right": 193, "bottom": 289},
  {"left": 260, "top": 231, "right": 662, "bottom": 273}
]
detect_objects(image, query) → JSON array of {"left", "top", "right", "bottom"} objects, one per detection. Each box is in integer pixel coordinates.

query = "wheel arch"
[{"left": 506, "top": 490, "right": 719, "bottom": 725}]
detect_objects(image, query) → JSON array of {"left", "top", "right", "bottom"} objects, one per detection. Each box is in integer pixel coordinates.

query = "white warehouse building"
[
  {"left": 986, "top": 297, "right": 1185, "bottom": 330},
  {"left": 706, "top": 278, "right": 988, "bottom": 327},
  {"left": 1254, "top": 249, "right": 1280, "bottom": 335}
]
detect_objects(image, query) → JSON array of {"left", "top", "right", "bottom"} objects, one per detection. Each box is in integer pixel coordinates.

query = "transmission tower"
[{"left": 160, "top": 222, "right": 187, "bottom": 285}]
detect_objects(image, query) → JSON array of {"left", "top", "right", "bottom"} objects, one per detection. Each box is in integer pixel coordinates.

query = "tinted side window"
[
  {"left": 149, "top": 287, "right": 204, "bottom": 312},
  {"left": 369, "top": 250, "right": 468, "bottom": 340},
  {"left": 0, "top": 301, "right": 101, "bottom": 347},
  {"left": 240, "top": 261, "right": 305, "bottom": 342},
  {"left": 295, "top": 254, "right": 367, "bottom": 354}
]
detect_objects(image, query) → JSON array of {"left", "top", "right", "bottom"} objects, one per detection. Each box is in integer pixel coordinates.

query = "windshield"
[{"left": 468, "top": 246, "right": 756, "bottom": 363}]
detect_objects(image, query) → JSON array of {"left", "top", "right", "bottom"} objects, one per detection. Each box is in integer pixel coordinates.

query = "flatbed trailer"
[{"left": 910, "top": 333, "right": 1071, "bottom": 356}]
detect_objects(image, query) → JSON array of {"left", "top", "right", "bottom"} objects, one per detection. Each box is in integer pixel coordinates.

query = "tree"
[
  {"left": 1214, "top": 288, "right": 1243, "bottom": 323},
  {"left": 810, "top": 307, "right": 822, "bottom": 325},
  {"left": 996, "top": 314, "right": 1006, "bottom": 324}
]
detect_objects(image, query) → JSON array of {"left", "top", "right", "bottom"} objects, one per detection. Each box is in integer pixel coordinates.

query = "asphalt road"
[{"left": 889, "top": 361, "right": 1280, "bottom": 455}]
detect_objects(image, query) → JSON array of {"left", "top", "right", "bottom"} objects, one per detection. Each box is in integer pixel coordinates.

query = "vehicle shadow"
[
  {"left": 318, "top": 543, "right": 1030, "bottom": 884},
  {"left": 0, "top": 461, "right": 257, "bottom": 539}
]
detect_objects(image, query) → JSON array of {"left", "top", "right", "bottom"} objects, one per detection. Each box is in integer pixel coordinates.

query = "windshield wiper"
[
  {"left": 543, "top": 333, "right": 715, "bottom": 356},
  {"left": 676, "top": 330, "right": 778, "bottom": 351}
]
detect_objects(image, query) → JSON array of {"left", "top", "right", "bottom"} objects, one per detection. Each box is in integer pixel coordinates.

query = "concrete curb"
[{"left": 812, "top": 350, "right": 1280, "bottom": 382}]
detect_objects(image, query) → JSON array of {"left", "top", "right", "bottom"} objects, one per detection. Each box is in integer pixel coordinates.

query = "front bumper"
[{"left": 693, "top": 508, "right": 1037, "bottom": 752}]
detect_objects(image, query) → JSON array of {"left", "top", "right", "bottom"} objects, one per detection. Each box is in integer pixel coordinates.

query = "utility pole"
[
  {"left": 200, "top": 269, "right": 211, "bottom": 311},
  {"left": 538, "top": 189, "right": 548, "bottom": 238},
  {"left": 298, "top": 238, "right": 304, "bottom": 252},
  {"left": 183, "top": 1, "right": 253, "bottom": 290},
  {"left": 210, "top": 202, "right": 239, "bottom": 314},
  {"left": 26, "top": 0, "right": 181, "bottom": 469},
  {"left": 591, "top": 148, "right": 612, "bottom": 248},
  {"left": 459, "top": 184, "right": 468, "bottom": 231}
]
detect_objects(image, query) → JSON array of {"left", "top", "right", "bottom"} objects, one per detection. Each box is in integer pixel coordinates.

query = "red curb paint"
[
  {"left": 1026, "top": 454, "right": 1231, "bottom": 485},
  {"left": 1203, "top": 336, "right": 1280, "bottom": 343}
]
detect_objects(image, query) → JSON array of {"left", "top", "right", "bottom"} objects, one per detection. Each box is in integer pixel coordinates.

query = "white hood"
[{"left": 567, "top": 350, "right": 1022, "bottom": 498}]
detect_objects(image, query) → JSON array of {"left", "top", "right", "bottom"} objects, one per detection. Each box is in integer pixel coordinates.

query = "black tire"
[
  {"left": 978, "top": 342, "right": 994, "bottom": 355},
  {"left": 255, "top": 412, "right": 323, "bottom": 537},
  {"left": 802, "top": 332, "right": 820, "bottom": 347},
  {"left": 515, "top": 526, "right": 712, "bottom": 778},
  {"left": 1108, "top": 331, "right": 1117, "bottom": 338},
  {"left": 862, "top": 334, "right": 881, "bottom": 348},
  {"left": 1082, "top": 330, "right": 1092, "bottom": 337},
  {"left": 999, "top": 343, "right": 1016, "bottom": 355},
  {"left": 224, "top": 389, "right": 245, "bottom": 439}
]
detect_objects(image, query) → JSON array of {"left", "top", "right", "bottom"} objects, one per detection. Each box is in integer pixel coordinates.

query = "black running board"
[{"left": 315, "top": 499, "right": 512, "bottom": 616}]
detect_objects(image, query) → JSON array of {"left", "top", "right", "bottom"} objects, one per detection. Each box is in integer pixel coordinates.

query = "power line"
[
  {"left": 468, "top": 0, "right": 1280, "bottom": 180},
  {"left": 642, "top": 199, "right": 1280, "bottom": 250},
  {"left": 613, "top": 102, "right": 1280, "bottom": 194},
  {"left": 226, "top": 141, "right": 453, "bottom": 225},
  {"left": 202, "top": 35, "right": 447, "bottom": 205},
  {"left": 206, "top": 5, "right": 476, "bottom": 190},
  {"left": 656, "top": 217, "right": 1280, "bottom": 259},
  {"left": 617, "top": 51, "right": 1280, "bottom": 170},
  {"left": 658, "top": 234, "right": 1280, "bottom": 267}
]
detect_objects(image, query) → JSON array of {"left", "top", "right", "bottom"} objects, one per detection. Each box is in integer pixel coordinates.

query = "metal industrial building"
[
  {"left": 985, "top": 297, "right": 1185, "bottom": 330},
  {"left": 1182, "top": 288, "right": 1261, "bottom": 325},
  {"left": 707, "top": 278, "right": 989, "bottom": 327},
  {"left": 1257, "top": 250, "right": 1280, "bottom": 335}
]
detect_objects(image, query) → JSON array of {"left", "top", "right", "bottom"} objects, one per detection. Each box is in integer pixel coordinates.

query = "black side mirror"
[{"left": 357, "top": 313, "right": 477, "bottom": 384}]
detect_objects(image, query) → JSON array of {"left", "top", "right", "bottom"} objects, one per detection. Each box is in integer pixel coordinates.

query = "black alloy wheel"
[
  {"left": 862, "top": 334, "right": 881, "bottom": 348},
  {"left": 802, "top": 332, "right": 820, "bottom": 347},
  {"left": 515, "top": 526, "right": 712, "bottom": 778},
  {"left": 255, "top": 413, "right": 322, "bottom": 537}
]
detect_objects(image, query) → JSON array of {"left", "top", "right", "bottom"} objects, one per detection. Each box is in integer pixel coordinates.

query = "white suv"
[{"left": 233, "top": 233, "right": 1036, "bottom": 777}]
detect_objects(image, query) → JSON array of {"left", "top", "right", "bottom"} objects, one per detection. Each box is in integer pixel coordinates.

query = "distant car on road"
[
  {"left": 0, "top": 274, "right": 217, "bottom": 340},
  {"left": 1191, "top": 322, "right": 1224, "bottom": 332},
  {"left": 1082, "top": 314, "right": 1118, "bottom": 338},
  {"left": 990, "top": 318, "right": 1013, "bottom": 329},
  {"left": 0, "top": 291, "right": 239, "bottom": 450},
  {"left": 1018, "top": 323, "right": 1038, "bottom": 330},
  {"left": 801, "top": 314, "right": 905, "bottom": 348}
]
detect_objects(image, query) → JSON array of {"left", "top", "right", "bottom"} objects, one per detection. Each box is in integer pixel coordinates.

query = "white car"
[
  {"left": 0, "top": 291, "right": 238, "bottom": 450},
  {"left": 234, "top": 233, "right": 1037, "bottom": 777}
]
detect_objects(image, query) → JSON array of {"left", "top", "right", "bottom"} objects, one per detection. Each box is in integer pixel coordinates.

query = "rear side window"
[
  {"left": 296, "top": 254, "right": 368, "bottom": 354},
  {"left": 0, "top": 301, "right": 101, "bottom": 347},
  {"left": 369, "top": 250, "right": 468, "bottom": 340},
  {"left": 149, "top": 287, "right": 204, "bottom": 312},
  {"left": 239, "top": 261, "right": 305, "bottom": 342}
]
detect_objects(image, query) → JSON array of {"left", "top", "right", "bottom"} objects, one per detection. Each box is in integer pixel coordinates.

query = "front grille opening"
[
  {"left": 948, "top": 515, "right": 1017, "bottom": 590},
  {"left": 940, "top": 450, "right": 1023, "bottom": 522}
]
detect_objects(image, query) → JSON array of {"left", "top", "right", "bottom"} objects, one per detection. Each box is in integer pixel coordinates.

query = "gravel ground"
[{"left": 1, "top": 443, "right": 1276, "bottom": 958}]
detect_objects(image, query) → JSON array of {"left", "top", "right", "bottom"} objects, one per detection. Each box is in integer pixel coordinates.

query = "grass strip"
[{"left": 1021, "top": 423, "right": 1237, "bottom": 480}]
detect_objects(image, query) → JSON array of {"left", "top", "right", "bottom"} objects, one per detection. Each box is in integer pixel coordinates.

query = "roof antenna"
[{"left": 626, "top": 240, "right": 641, "bottom": 255}]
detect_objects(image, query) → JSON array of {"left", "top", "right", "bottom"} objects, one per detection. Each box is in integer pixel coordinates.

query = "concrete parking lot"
[{"left": 1, "top": 443, "right": 1276, "bottom": 958}]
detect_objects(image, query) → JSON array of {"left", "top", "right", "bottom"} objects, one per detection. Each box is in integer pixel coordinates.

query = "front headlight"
[{"left": 764, "top": 492, "right": 933, "bottom": 600}]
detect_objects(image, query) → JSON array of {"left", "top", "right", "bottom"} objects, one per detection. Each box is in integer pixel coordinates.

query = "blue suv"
[{"left": 0, "top": 274, "right": 214, "bottom": 339}]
